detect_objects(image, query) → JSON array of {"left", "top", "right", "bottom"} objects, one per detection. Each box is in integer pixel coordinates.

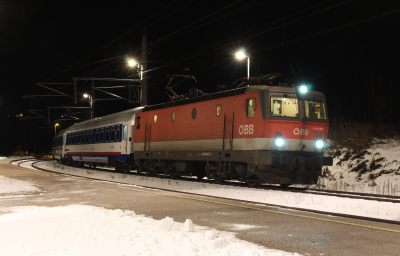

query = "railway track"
[
  {"left": 7, "top": 158, "right": 400, "bottom": 225},
  {"left": 18, "top": 158, "right": 400, "bottom": 203}
]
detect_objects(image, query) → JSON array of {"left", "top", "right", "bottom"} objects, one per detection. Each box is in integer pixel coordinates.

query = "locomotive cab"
[{"left": 246, "top": 85, "right": 333, "bottom": 185}]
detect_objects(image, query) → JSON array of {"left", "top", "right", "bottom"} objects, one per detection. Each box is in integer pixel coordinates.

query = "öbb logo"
[
  {"left": 239, "top": 125, "right": 254, "bottom": 135},
  {"left": 293, "top": 128, "right": 309, "bottom": 136}
]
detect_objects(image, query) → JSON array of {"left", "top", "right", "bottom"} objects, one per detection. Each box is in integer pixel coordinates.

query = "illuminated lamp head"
[
  {"left": 315, "top": 135, "right": 324, "bottom": 149},
  {"left": 128, "top": 60, "right": 136, "bottom": 67},
  {"left": 299, "top": 85, "right": 308, "bottom": 94},
  {"left": 275, "top": 132, "right": 284, "bottom": 147}
]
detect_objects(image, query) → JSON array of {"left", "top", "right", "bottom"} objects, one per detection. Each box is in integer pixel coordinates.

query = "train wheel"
[
  {"left": 196, "top": 174, "right": 205, "bottom": 180},
  {"left": 124, "top": 165, "right": 131, "bottom": 174},
  {"left": 246, "top": 180, "right": 261, "bottom": 187},
  {"left": 171, "top": 172, "right": 180, "bottom": 179},
  {"left": 115, "top": 164, "right": 122, "bottom": 173},
  {"left": 214, "top": 177, "right": 224, "bottom": 184}
]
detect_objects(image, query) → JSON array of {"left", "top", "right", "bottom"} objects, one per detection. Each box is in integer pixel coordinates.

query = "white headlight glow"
[
  {"left": 275, "top": 138, "right": 284, "bottom": 147},
  {"left": 299, "top": 85, "right": 308, "bottom": 94}
]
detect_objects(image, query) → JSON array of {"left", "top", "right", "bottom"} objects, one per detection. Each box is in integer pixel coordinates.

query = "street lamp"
[
  {"left": 82, "top": 93, "right": 94, "bottom": 119},
  {"left": 128, "top": 59, "right": 137, "bottom": 67},
  {"left": 54, "top": 123, "right": 59, "bottom": 135},
  {"left": 235, "top": 51, "right": 250, "bottom": 79},
  {"left": 128, "top": 59, "right": 143, "bottom": 80}
]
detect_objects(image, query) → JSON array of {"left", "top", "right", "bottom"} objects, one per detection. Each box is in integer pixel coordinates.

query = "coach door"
[
  {"left": 144, "top": 115, "right": 152, "bottom": 151},
  {"left": 224, "top": 103, "right": 234, "bottom": 150}
]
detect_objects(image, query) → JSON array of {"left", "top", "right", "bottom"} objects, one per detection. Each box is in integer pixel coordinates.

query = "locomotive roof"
[{"left": 142, "top": 85, "right": 326, "bottom": 113}]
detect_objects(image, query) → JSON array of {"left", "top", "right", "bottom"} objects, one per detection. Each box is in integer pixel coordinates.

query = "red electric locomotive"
[{"left": 132, "top": 74, "right": 333, "bottom": 186}]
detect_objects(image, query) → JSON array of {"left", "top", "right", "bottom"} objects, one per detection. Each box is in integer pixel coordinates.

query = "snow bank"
[
  {"left": 35, "top": 161, "right": 400, "bottom": 222},
  {"left": 0, "top": 175, "right": 39, "bottom": 195},
  {"left": 320, "top": 139, "right": 400, "bottom": 195},
  {"left": 0, "top": 205, "right": 300, "bottom": 256}
]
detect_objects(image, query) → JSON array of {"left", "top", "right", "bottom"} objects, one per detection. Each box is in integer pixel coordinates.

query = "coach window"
[
  {"left": 154, "top": 115, "right": 158, "bottom": 124},
  {"left": 100, "top": 128, "right": 104, "bottom": 143},
  {"left": 123, "top": 125, "right": 127, "bottom": 141},
  {"left": 136, "top": 116, "right": 140, "bottom": 129},
  {"left": 192, "top": 108, "right": 197, "bottom": 119},
  {"left": 247, "top": 98, "right": 255, "bottom": 118},
  {"left": 171, "top": 111, "right": 176, "bottom": 122},
  {"left": 96, "top": 129, "right": 99, "bottom": 143},
  {"left": 81, "top": 132, "right": 84, "bottom": 144},
  {"left": 116, "top": 125, "right": 120, "bottom": 141},
  {"left": 216, "top": 104, "right": 222, "bottom": 117},
  {"left": 86, "top": 131, "right": 89, "bottom": 143},
  {"left": 105, "top": 127, "right": 109, "bottom": 142},
  {"left": 90, "top": 130, "right": 93, "bottom": 143},
  {"left": 111, "top": 126, "right": 115, "bottom": 142}
]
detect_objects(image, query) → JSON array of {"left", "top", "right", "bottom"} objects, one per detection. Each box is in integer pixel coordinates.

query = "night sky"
[{"left": 0, "top": 0, "right": 399, "bottom": 155}]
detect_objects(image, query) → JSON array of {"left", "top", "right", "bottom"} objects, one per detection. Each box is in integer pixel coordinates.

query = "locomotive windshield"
[
  {"left": 271, "top": 96, "right": 299, "bottom": 117},
  {"left": 305, "top": 100, "right": 326, "bottom": 119}
]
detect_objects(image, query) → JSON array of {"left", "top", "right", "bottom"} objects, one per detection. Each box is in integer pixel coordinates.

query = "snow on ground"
[
  {"left": 317, "top": 139, "right": 400, "bottom": 195},
  {"left": 34, "top": 161, "right": 400, "bottom": 222},
  {"left": 0, "top": 175, "right": 39, "bottom": 195},
  {"left": 18, "top": 160, "right": 37, "bottom": 170},
  {"left": 0, "top": 157, "right": 8, "bottom": 161},
  {"left": 0, "top": 180, "right": 300, "bottom": 256}
]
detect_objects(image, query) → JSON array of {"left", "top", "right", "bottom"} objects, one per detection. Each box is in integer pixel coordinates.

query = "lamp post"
[
  {"left": 235, "top": 51, "right": 250, "bottom": 79},
  {"left": 83, "top": 94, "right": 93, "bottom": 119},
  {"left": 54, "top": 123, "right": 59, "bottom": 135}
]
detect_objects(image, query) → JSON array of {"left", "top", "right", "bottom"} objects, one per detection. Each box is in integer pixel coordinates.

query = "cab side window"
[{"left": 247, "top": 98, "right": 255, "bottom": 118}]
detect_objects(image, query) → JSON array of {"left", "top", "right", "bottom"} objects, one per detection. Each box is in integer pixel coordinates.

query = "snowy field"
[
  {"left": 0, "top": 175, "right": 300, "bottom": 256},
  {"left": 33, "top": 161, "right": 400, "bottom": 222}
]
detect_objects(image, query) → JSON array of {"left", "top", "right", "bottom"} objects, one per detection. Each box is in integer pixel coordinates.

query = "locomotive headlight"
[
  {"left": 276, "top": 138, "right": 284, "bottom": 147},
  {"left": 299, "top": 85, "right": 308, "bottom": 94},
  {"left": 275, "top": 132, "right": 284, "bottom": 147},
  {"left": 315, "top": 135, "right": 324, "bottom": 149},
  {"left": 316, "top": 140, "right": 324, "bottom": 149}
]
